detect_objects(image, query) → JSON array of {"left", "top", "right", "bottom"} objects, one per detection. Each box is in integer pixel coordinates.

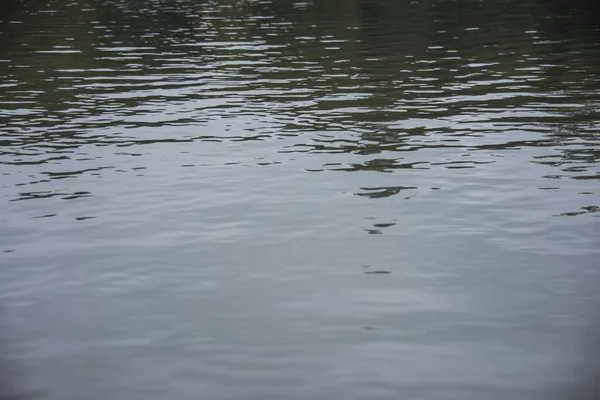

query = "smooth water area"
[{"left": 1, "top": 0, "right": 599, "bottom": 399}]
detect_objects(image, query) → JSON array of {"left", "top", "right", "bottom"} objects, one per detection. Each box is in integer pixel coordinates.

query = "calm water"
[{"left": 1, "top": 0, "right": 599, "bottom": 399}]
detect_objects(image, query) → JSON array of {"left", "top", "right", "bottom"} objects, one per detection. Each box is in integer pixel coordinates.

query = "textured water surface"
[{"left": 1, "top": 0, "right": 599, "bottom": 399}]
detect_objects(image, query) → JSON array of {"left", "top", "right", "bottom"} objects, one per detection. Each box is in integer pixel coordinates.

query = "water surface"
[{"left": 1, "top": 0, "right": 600, "bottom": 399}]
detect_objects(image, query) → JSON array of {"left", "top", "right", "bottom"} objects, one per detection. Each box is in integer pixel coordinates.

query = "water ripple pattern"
[{"left": 1, "top": 0, "right": 599, "bottom": 399}]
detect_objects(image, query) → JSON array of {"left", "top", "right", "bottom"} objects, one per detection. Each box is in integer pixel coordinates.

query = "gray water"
[{"left": 1, "top": 0, "right": 599, "bottom": 399}]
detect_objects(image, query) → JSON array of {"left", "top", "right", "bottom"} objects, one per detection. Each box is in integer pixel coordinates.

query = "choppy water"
[{"left": 1, "top": 0, "right": 599, "bottom": 399}]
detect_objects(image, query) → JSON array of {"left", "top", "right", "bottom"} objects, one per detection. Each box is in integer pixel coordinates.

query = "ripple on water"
[{"left": 1, "top": 0, "right": 600, "bottom": 399}]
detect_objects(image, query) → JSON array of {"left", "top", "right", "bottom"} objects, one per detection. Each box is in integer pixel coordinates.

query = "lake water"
[{"left": 1, "top": 0, "right": 599, "bottom": 399}]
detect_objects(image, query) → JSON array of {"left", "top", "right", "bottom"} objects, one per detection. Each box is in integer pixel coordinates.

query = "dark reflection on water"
[{"left": 1, "top": 0, "right": 600, "bottom": 399}]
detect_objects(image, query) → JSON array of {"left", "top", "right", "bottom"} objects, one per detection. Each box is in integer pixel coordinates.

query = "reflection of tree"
[
  {"left": 0, "top": 0, "right": 25, "bottom": 52},
  {"left": 355, "top": 186, "right": 417, "bottom": 198},
  {"left": 533, "top": 102, "right": 600, "bottom": 181},
  {"left": 1, "top": 0, "right": 598, "bottom": 177}
]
